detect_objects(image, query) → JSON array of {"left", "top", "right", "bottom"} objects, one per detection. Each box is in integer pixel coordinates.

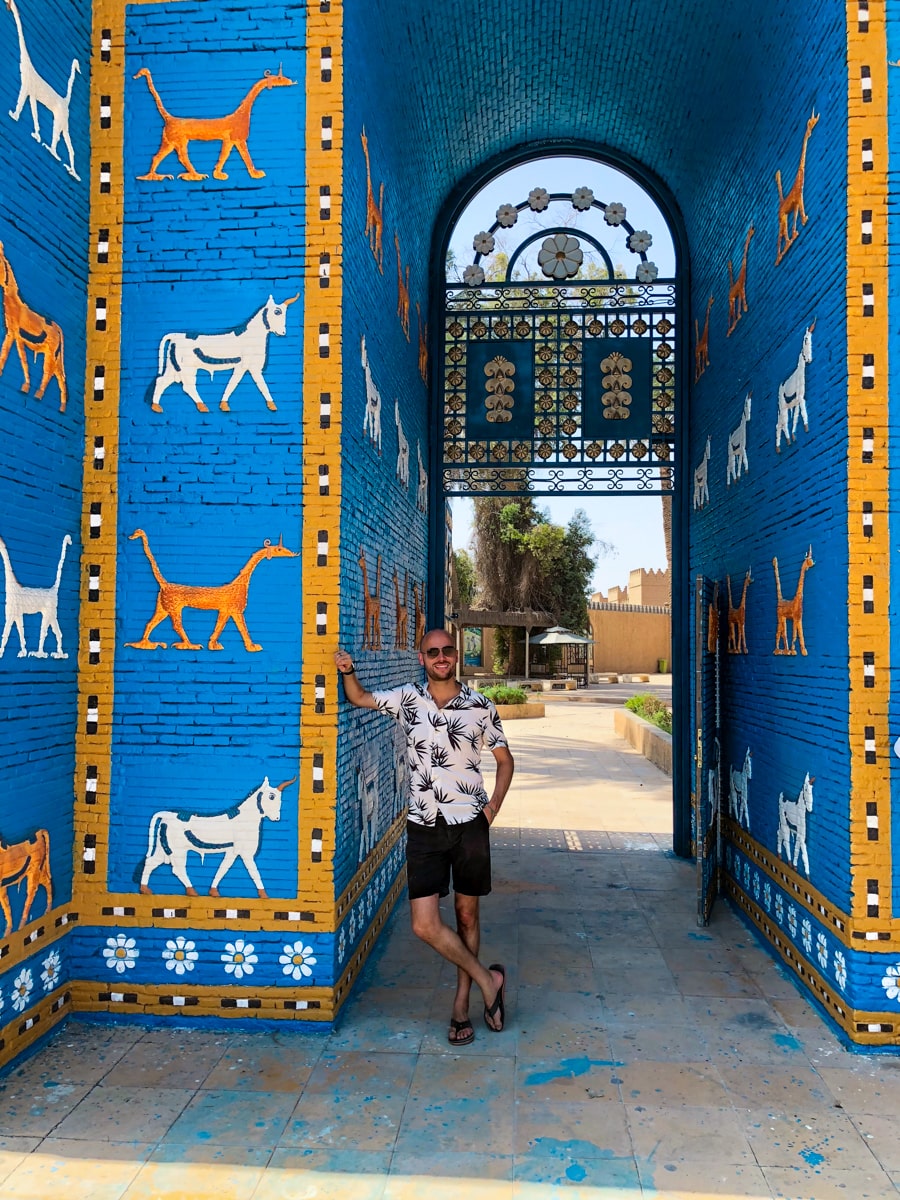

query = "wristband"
[{"left": 340, "top": 666, "right": 355, "bottom": 675}]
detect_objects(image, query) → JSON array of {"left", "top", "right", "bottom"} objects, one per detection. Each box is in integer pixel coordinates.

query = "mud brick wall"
[{"left": 0, "top": 0, "right": 89, "bottom": 1063}]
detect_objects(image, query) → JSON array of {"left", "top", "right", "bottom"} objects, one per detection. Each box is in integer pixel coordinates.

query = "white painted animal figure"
[
  {"left": 357, "top": 752, "right": 379, "bottom": 862},
  {"left": 693, "top": 436, "right": 710, "bottom": 509},
  {"left": 775, "top": 321, "right": 815, "bottom": 451},
  {"left": 394, "top": 728, "right": 409, "bottom": 822},
  {"left": 776, "top": 772, "right": 814, "bottom": 877},
  {"left": 708, "top": 736, "right": 721, "bottom": 821},
  {"left": 729, "top": 746, "right": 752, "bottom": 830},
  {"left": 149, "top": 293, "right": 298, "bottom": 414},
  {"left": 5, "top": 0, "right": 80, "bottom": 179},
  {"left": 416, "top": 440, "right": 428, "bottom": 513},
  {"left": 138, "top": 775, "right": 296, "bottom": 898},
  {"left": 0, "top": 532, "right": 70, "bottom": 658},
  {"left": 726, "top": 392, "right": 751, "bottom": 485},
  {"left": 395, "top": 397, "right": 409, "bottom": 486},
  {"left": 361, "top": 335, "right": 382, "bottom": 451}
]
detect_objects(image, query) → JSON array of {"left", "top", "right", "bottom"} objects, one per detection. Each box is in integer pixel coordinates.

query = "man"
[{"left": 334, "top": 629, "right": 514, "bottom": 1044}]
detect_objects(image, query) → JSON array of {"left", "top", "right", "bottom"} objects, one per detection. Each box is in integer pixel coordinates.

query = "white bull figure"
[
  {"left": 138, "top": 775, "right": 296, "bottom": 898},
  {"left": 149, "top": 293, "right": 299, "bottom": 414}
]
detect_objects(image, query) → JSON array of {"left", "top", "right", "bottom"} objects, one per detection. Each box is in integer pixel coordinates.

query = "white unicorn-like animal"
[
  {"left": 775, "top": 321, "right": 815, "bottom": 451},
  {"left": 149, "top": 293, "right": 298, "bottom": 414},
  {"left": 361, "top": 335, "right": 382, "bottom": 452},
  {"left": 726, "top": 392, "right": 752, "bottom": 485},
  {"left": 693, "top": 436, "right": 711, "bottom": 509},
  {"left": 138, "top": 775, "right": 296, "bottom": 897},
  {"left": 776, "top": 772, "right": 814, "bottom": 877},
  {"left": 729, "top": 746, "right": 752, "bottom": 830},
  {"left": 395, "top": 397, "right": 409, "bottom": 486}
]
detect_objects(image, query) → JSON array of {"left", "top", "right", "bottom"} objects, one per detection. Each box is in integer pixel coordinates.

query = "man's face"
[{"left": 419, "top": 634, "right": 458, "bottom": 681}]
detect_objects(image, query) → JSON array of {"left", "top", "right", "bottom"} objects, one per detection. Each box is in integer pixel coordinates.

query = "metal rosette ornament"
[{"left": 463, "top": 185, "right": 658, "bottom": 288}]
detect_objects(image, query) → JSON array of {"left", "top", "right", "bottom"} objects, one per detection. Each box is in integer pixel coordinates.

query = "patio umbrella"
[
  {"left": 528, "top": 626, "right": 593, "bottom": 645},
  {"left": 528, "top": 627, "right": 593, "bottom": 685}
]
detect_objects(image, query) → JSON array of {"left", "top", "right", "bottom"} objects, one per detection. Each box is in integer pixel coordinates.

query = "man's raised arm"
[{"left": 334, "top": 648, "right": 378, "bottom": 709}]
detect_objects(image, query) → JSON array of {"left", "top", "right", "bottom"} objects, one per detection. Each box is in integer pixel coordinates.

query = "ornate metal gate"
[{"left": 441, "top": 185, "right": 678, "bottom": 496}]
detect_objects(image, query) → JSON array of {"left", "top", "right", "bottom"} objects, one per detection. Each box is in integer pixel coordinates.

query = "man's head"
[{"left": 418, "top": 627, "right": 458, "bottom": 682}]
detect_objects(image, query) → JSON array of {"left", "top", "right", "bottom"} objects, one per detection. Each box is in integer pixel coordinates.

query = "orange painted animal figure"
[
  {"left": 775, "top": 111, "right": 819, "bottom": 265},
  {"left": 361, "top": 126, "right": 385, "bottom": 271},
  {"left": 0, "top": 828, "right": 52, "bottom": 937},
  {"left": 133, "top": 65, "right": 295, "bottom": 181},
  {"left": 125, "top": 530, "right": 298, "bottom": 652},
  {"left": 0, "top": 241, "right": 66, "bottom": 411}
]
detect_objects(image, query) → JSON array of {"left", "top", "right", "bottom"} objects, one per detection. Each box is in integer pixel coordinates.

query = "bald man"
[{"left": 335, "top": 629, "right": 514, "bottom": 1044}]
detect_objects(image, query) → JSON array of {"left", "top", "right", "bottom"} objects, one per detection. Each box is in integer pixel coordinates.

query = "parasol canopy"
[{"left": 529, "top": 625, "right": 593, "bottom": 645}]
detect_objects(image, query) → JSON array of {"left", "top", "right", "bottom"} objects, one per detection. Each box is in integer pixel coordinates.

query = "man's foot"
[
  {"left": 484, "top": 964, "right": 506, "bottom": 1033},
  {"left": 448, "top": 1017, "right": 475, "bottom": 1046}
]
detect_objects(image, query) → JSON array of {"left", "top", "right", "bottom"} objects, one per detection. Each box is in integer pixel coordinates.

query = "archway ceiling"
[{"left": 351, "top": 0, "right": 784, "bottom": 240}]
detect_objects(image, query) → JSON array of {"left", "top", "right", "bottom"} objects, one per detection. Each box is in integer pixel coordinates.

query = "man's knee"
[
  {"left": 410, "top": 899, "right": 441, "bottom": 943},
  {"left": 454, "top": 896, "right": 480, "bottom": 937}
]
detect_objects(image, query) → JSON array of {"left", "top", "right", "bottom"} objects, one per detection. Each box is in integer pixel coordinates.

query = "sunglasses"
[{"left": 423, "top": 645, "right": 457, "bottom": 658}]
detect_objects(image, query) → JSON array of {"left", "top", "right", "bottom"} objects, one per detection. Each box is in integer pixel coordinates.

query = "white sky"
[{"left": 447, "top": 155, "right": 673, "bottom": 597}]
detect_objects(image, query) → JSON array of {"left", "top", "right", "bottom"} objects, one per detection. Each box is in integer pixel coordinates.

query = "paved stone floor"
[{"left": 2, "top": 702, "right": 900, "bottom": 1198}]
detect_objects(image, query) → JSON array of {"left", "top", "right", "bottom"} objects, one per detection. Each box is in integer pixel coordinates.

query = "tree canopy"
[{"left": 471, "top": 498, "right": 605, "bottom": 633}]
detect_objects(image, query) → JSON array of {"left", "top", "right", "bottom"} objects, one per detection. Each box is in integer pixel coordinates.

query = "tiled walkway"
[{"left": 2, "top": 702, "right": 900, "bottom": 1198}]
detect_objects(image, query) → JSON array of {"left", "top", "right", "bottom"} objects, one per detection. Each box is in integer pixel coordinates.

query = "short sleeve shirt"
[{"left": 371, "top": 682, "right": 508, "bottom": 826}]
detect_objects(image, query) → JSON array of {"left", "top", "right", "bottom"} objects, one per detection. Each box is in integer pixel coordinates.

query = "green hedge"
[
  {"left": 624, "top": 693, "right": 673, "bottom": 734},
  {"left": 479, "top": 684, "right": 528, "bottom": 706}
]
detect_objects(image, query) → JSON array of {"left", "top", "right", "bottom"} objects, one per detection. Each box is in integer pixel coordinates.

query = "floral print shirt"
[{"left": 371, "top": 682, "right": 508, "bottom": 826}]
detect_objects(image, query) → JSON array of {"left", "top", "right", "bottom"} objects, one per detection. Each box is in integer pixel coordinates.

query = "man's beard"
[{"left": 424, "top": 661, "right": 455, "bottom": 683}]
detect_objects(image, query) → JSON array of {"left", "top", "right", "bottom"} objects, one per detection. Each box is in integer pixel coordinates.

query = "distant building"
[{"left": 592, "top": 567, "right": 670, "bottom": 608}]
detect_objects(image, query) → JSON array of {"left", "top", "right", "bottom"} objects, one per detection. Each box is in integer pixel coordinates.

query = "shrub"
[
  {"left": 479, "top": 684, "right": 528, "bottom": 706},
  {"left": 624, "top": 692, "right": 673, "bottom": 734}
]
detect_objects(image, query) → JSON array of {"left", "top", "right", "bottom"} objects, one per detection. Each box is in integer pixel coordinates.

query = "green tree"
[
  {"left": 473, "top": 498, "right": 608, "bottom": 634},
  {"left": 453, "top": 549, "right": 476, "bottom": 607}
]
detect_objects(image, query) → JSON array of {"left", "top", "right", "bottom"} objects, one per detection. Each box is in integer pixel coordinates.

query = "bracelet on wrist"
[{"left": 340, "top": 666, "right": 356, "bottom": 675}]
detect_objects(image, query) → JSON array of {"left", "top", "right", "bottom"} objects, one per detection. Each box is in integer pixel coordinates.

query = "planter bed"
[{"left": 614, "top": 707, "right": 672, "bottom": 775}]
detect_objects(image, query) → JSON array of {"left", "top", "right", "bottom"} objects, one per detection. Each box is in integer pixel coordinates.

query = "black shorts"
[{"left": 405, "top": 812, "right": 492, "bottom": 900}]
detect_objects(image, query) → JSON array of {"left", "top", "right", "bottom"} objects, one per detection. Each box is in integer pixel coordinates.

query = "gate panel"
[{"left": 694, "top": 575, "right": 721, "bottom": 924}]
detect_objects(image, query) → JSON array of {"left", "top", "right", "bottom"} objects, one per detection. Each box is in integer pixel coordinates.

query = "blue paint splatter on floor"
[
  {"left": 524, "top": 1056, "right": 624, "bottom": 1086},
  {"left": 773, "top": 1032, "right": 802, "bottom": 1050},
  {"left": 687, "top": 932, "right": 713, "bottom": 941},
  {"left": 800, "top": 1148, "right": 825, "bottom": 1166}
]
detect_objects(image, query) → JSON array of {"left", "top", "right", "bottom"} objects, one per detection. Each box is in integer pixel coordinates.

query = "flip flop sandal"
[
  {"left": 484, "top": 963, "right": 506, "bottom": 1033},
  {"left": 448, "top": 1018, "right": 475, "bottom": 1046}
]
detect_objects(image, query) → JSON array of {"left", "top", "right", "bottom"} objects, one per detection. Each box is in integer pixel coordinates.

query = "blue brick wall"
[
  {"left": 107, "top": 3, "right": 307, "bottom": 966},
  {"left": 0, "top": 0, "right": 89, "bottom": 1006},
  {"left": 686, "top": 7, "right": 853, "bottom": 984},
  {"left": 334, "top": 11, "right": 433, "bottom": 935}
]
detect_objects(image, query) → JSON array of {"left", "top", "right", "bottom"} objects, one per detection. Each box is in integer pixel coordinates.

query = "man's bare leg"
[
  {"left": 451, "top": 893, "right": 479, "bottom": 1038},
  {"left": 410, "top": 894, "right": 504, "bottom": 1030}
]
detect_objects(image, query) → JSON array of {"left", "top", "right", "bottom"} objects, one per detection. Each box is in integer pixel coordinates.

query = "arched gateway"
[{"left": 0, "top": 0, "right": 896, "bottom": 1068}]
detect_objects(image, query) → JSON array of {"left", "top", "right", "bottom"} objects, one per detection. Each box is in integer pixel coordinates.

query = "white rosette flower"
[
  {"left": 603, "top": 201, "right": 627, "bottom": 226},
  {"left": 882, "top": 964, "right": 900, "bottom": 1001},
  {"left": 816, "top": 932, "right": 828, "bottom": 969},
  {"left": 221, "top": 938, "right": 257, "bottom": 981},
  {"left": 636, "top": 262, "right": 659, "bottom": 283},
  {"left": 103, "top": 934, "right": 139, "bottom": 975},
  {"left": 338, "top": 926, "right": 347, "bottom": 964},
  {"left": 787, "top": 905, "right": 798, "bottom": 938},
  {"left": 472, "top": 231, "right": 495, "bottom": 255},
  {"left": 571, "top": 186, "right": 594, "bottom": 211},
  {"left": 279, "top": 940, "right": 317, "bottom": 981},
  {"left": 163, "top": 936, "right": 198, "bottom": 976},
  {"left": 463, "top": 264, "right": 485, "bottom": 287},
  {"left": 742, "top": 861, "right": 750, "bottom": 888},
  {"left": 628, "top": 229, "right": 653, "bottom": 254},
  {"left": 349, "top": 908, "right": 358, "bottom": 941},
  {"left": 495, "top": 203, "right": 518, "bottom": 227},
  {"left": 775, "top": 893, "right": 784, "bottom": 925},
  {"left": 41, "top": 949, "right": 61, "bottom": 992},
  {"left": 752, "top": 872, "right": 760, "bottom": 900},
  {"left": 801, "top": 917, "right": 812, "bottom": 954},
  {"left": 12, "top": 968, "right": 33, "bottom": 1013},
  {"left": 537, "top": 232, "right": 583, "bottom": 280},
  {"left": 834, "top": 951, "right": 847, "bottom": 991},
  {"left": 763, "top": 881, "right": 772, "bottom": 912},
  {"left": 527, "top": 187, "right": 550, "bottom": 212}
]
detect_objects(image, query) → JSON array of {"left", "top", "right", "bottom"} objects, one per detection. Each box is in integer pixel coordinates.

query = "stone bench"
[{"left": 541, "top": 679, "right": 577, "bottom": 691}]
